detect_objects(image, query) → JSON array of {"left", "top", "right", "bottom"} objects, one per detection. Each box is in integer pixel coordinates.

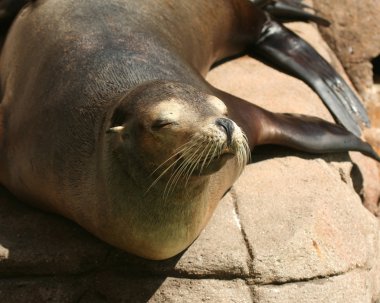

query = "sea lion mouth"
[{"left": 190, "top": 151, "right": 235, "bottom": 176}]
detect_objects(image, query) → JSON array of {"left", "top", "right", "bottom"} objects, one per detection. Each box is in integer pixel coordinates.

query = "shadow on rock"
[{"left": 0, "top": 186, "right": 183, "bottom": 302}]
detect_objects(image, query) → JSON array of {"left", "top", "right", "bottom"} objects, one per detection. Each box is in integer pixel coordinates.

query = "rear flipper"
[
  {"left": 248, "top": 18, "right": 369, "bottom": 138},
  {"left": 255, "top": 0, "right": 330, "bottom": 26}
]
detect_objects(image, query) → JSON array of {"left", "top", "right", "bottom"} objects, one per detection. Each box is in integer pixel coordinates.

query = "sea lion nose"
[{"left": 215, "top": 118, "right": 234, "bottom": 147}]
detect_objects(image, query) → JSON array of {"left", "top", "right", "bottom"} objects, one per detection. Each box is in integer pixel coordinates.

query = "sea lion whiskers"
[
  {"left": 177, "top": 140, "right": 208, "bottom": 186},
  {"left": 199, "top": 140, "right": 216, "bottom": 173},
  {"left": 162, "top": 135, "right": 215, "bottom": 199},
  {"left": 166, "top": 152, "right": 201, "bottom": 198},
  {"left": 164, "top": 127, "right": 250, "bottom": 197},
  {"left": 145, "top": 139, "right": 199, "bottom": 194},
  {"left": 184, "top": 139, "right": 215, "bottom": 186},
  {"left": 236, "top": 132, "right": 251, "bottom": 170},
  {"left": 205, "top": 140, "right": 222, "bottom": 170},
  {"left": 163, "top": 140, "right": 205, "bottom": 199},
  {"left": 148, "top": 139, "right": 198, "bottom": 177}
]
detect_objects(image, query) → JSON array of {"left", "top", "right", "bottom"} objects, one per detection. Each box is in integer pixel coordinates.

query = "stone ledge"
[{"left": 0, "top": 14, "right": 379, "bottom": 303}]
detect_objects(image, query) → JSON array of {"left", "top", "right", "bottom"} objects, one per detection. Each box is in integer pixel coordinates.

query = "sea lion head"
[{"left": 106, "top": 81, "right": 249, "bottom": 191}]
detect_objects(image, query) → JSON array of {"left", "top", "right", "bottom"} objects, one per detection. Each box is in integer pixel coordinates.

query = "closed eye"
[{"left": 151, "top": 119, "right": 176, "bottom": 130}]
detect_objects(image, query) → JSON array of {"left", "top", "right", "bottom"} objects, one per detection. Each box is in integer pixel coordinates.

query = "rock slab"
[{"left": 0, "top": 18, "right": 379, "bottom": 303}]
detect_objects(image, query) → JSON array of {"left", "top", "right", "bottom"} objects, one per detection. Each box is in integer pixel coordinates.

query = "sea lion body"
[
  {"left": 0, "top": 0, "right": 257, "bottom": 259},
  {"left": 0, "top": 0, "right": 378, "bottom": 260}
]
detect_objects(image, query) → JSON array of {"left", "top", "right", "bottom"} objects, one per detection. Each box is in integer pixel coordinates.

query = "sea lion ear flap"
[
  {"left": 106, "top": 126, "right": 125, "bottom": 134},
  {"left": 106, "top": 124, "right": 131, "bottom": 141},
  {"left": 106, "top": 105, "right": 130, "bottom": 136}
]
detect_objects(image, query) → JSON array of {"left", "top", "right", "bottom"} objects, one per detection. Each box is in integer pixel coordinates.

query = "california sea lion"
[{"left": 0, "top": 0, "right": 378, "bottom": 260}]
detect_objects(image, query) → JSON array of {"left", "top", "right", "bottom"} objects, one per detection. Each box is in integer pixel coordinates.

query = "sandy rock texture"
[{"left": 0, "top": 17, "right": 379, "bottom": 303}]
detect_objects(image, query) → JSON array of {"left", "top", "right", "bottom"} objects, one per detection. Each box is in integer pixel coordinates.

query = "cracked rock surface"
[{"left": 0, "top": 22, "right": 379, "bottom": 303}]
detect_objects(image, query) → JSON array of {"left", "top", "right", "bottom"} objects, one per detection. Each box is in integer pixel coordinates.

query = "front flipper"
[
  {"left": 249, "top": 19, "right": 369, "bottom": 137},
  {"left": 214, "top": 90, "right": 380, "bottom": 162},
  {"left": 260, "top": 112, "right": 380, "bottom": 161}
]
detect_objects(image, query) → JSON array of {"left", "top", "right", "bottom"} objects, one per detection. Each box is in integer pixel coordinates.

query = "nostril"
[
  {"left": 215, "top": 118, "right": 234, "bottom": 134},
  {"left": 215, "top": 118, "right": 234, "bottom": 146}
]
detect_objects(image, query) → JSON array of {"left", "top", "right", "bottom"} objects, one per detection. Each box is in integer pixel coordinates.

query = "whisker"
[
  {"left": 205, "top": 143, "right": 220, "bottom": 169},
  {"left": 184, "top": 143, "right": 209, "bottom": 185},
  {"left": 162, "top": 139, "right": 202, "bottom": 198},
  {"left": 145, "top": 139, "right": 197, "bottom": 194},
  {"left": 149, "top": 140, "right": 196, "bottom": 176},
  {"left": 145, "top": 154, "right": 184, "bottom": 194},
  {"left": 147, "top": 127, "right": 251, "bottom": 200},
  {"left": 199, "top": 140, "right": 214, "bottom": 173},
  {"left": 165, "top": 142, "right": 204, "bottom": 197}
]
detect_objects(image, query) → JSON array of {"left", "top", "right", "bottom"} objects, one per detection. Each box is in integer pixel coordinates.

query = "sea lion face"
[{"left": 108, "top": 82, "right": 249, "bottom": 188}]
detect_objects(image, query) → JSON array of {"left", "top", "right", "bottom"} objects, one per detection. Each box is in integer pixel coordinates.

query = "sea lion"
[{"left": 0, "top": 0, "right": 378, "bottom": 260}]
